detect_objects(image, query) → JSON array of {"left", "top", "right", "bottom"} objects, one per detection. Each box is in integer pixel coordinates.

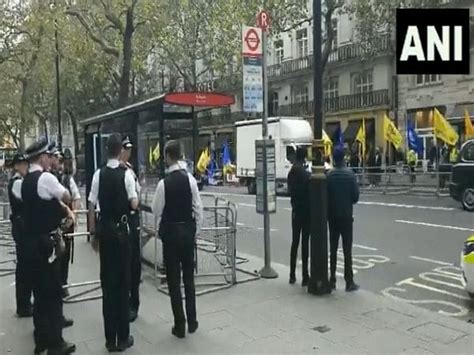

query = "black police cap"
[
  {"left": 47, "top": 141, "right": 58, "bottom": 155},
  {"left": 122, "top": 136, "right": 133, "bottom": 149},
  {"left": 25, "top": 137, "right": 49, "bottom": 159},
  {"left": 63, "top": 148, "right": 73, "bottom": 160},
  {"left": 12, "top": 153, "right": 27, "bottom": 164}
]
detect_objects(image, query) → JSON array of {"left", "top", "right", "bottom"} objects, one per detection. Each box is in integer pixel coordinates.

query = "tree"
[
  {"left": 0, "top": 0, "right": 50, "bottom": 149},
  {"left": 348, "top": 0, "right": 446, "bottom": 46},
  {"left": 144, "top": 1, "right": 309, "bottom": 90},
  {"left": 65, "top": 0, "right": 161, "bottom": 107}
]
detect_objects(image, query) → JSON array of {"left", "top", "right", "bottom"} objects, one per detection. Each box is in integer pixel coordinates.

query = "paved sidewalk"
[{"left": 1, "top": 237, "right": 473, "bottom": 354}]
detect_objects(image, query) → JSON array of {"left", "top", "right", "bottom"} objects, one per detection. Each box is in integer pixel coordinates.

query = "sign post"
[{"left": 243, "top": 10, "right": 277, "bottom": 279}]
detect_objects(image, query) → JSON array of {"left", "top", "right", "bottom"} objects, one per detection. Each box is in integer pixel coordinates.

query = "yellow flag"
[
  {"left": 196, "top": 147, "right": 210, "bottom": 174},
  {"left": 355, "top": 118, "right": 366, "bottom": 158},
  {"left": 152, "top": 142, "right": 160, "bottom": 162},
  {"left": 322, "top": 129, "right": 333, "bottom": 157},
  {"left": 383, "top": 114, "right": 403, "bottom": 150},
  {"left": 433, "top": 108, "right": 459, "bottom": 146},
  {"left": 148, "top": 145, "right": 153, "bottom": 166},
  {"left": 465, "top": 109, "right": 474, "bottom": 138}
]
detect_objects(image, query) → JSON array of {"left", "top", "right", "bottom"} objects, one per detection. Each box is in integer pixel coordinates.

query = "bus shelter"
[{"left": 81, "top": 92, "right": 235, "bottom": 197}]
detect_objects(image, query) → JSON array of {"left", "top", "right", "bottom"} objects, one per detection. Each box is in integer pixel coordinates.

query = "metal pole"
[
  {"left": 308, "top": 0, "right": 330, "bottom": 295},
  {"left": 259, "top": 24, "right": 277, "bottom": 279},
  {"left": 54, "top": 4, "right": 62, "bottom": 150}
]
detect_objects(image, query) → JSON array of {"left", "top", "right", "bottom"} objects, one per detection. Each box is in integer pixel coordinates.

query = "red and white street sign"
[
  {"left": 257, "top": 11, "right": 271, "bottom": 32},
  {"left": 242, "top": 26, "right": 262, "bottom": 57}
]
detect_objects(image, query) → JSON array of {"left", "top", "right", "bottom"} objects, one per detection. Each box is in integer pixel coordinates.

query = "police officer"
[
  {"left": 57, "top": 149, "right": 81, "bottom": 298},
  {"left": 120, "top": 136, "right": 141, "bottom": 322},
  {"left": 327, "top": 145, "right": 360, "bottom": 292},
  {"left": 152, "top": 140, "right": 203, "bottom": 339},
  {"left": 88, "top": 133, "right": 138, "bottom": 352},
  {"left": 8, "top": 153, "right": 33, "bottom": 317},
  {"left": 287, "top": 147, "right": 310, "bottom": 286},
  {"left": 22, "top": 137, "right": 76, "bottom": 354}
]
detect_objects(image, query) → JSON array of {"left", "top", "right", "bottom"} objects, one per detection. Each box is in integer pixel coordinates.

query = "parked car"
[{"left": 449, "top": 139, "right": 474, "bottom": 211}]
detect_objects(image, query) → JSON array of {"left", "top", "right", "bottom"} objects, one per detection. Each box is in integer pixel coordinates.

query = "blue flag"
[
  {"left": 407, "top": 120, "right": 423, "bottom": 154},
  {"left": 222, "top": 140, "right": 231, "bottom": 166},
  {"left": 334, "top": 125, "right": 344, "bottom": 147}
]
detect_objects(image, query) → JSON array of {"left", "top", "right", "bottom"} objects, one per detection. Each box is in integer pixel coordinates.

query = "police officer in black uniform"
[
  {"left": 120, "top": 136, "right": 141, "bottom": 322},
  {"left": 55, "top": 149, "right": 81, "bottom": 298},
  {"left": 152, "top": 140, "right": 203, "bottom": 339},
  {"left": 8, "top": 153, "right": 33, "bottom": 317},
  {"left": 22, "top": 138, "right": 76, "bottom": 354},
  {"left": 88, "top": 134, "right": 138, "bottom": 352}
]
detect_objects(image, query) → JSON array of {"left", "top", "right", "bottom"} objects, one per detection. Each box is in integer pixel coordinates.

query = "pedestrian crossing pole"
[{"left": 308, "top": 0, "right": 331, "bottom": 295}]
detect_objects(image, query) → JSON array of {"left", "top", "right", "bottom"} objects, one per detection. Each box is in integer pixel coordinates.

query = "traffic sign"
[
  {"left": 242, "top": 26, "right": 262, "bottom": 57},
  {"left": 257, "top": 11, "right": 271, "bottom": 32}
]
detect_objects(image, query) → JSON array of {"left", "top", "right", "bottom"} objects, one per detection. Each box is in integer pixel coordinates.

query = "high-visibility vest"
[
  {"left": 449, "top": 148, "right": 459, "bottom": 163},
  {"left": 407, "top": 150, "right": 417, "bottom": 165}
]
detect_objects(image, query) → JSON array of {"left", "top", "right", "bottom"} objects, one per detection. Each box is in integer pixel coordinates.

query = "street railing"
[{"left": 352, "top": 166, "right": 452, "bottom": 197}]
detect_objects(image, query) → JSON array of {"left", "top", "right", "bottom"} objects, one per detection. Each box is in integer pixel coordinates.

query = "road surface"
[{"left": 203, "top": 186, "right": 474, "bottom": 321}]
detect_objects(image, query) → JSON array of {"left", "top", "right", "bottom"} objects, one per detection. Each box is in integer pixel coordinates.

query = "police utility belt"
[{"left": 96, "top": 214, "right": 130, "bottom": 241}]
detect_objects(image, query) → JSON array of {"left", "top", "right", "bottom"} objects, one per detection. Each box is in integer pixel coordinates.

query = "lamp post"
[
  {"left": 54, "top": 1, "right": 62, "bottom": 150},
  {"left": 308, "top": 0, "right": 331, "bottom": 295}
]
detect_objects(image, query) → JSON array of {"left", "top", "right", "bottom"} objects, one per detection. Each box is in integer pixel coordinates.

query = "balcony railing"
[
  {"left": 267, "top": 33, "right": 392, "bottom": 79},
  {"left": 273, "top": 90, "right": 390, "bottom": 116}
]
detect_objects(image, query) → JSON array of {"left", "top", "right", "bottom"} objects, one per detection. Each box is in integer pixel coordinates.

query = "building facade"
[{"left": 195, "top": 4, "right": 396, "bottom": 157}]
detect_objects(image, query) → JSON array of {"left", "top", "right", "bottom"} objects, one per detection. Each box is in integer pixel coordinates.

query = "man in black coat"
[
  {"left": 327, "top": 145, "right": 360, "bottom": 292},
  {"left": 287, "top": 147, "right": 310, "bottom": 286}
]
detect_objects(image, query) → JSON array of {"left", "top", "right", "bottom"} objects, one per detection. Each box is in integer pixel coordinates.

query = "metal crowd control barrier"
[
  {"left": 0, "top": 217, "right": 15, "bottom": 277},
  {"left": 139, "top": 192, "right": 259, "bottom": 297},
  {"left": 61, "top": 209, "right": 102, "bottom": 304},
  {"left": 354, "top": 166, "right": 452, "bottom": 197}
]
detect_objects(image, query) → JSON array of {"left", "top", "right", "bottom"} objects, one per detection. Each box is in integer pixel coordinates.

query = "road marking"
[
  {"left": 236, "top": 222, "right": 245, "bottom": 226},
  {"left": 359, "top": 201, "right": 455, "bottom": 211},
  {"left": 381, "top": 265, "right": 470, "bottom": 317},
  {"left": 409, "top": 256, "right": 453, "bottom": 266},
  {"left": 239, "top": 203, "right": 256, "bottom": 208},
  {"left": 257, "top": 227, "right": 278, "bottom": 232},
  {"left": 396, "top": 220, "right": 474, "bottom": 232},
  {"left": 353, "top": 244, "right": 377, "bottom": 251}
]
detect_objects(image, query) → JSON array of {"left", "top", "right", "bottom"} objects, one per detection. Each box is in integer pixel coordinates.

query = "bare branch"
[
  {"left": 65, "top": 8, "right": 120, "bottom": 57},
  {"left": 99, "top": 0, "right": 124, "bottom": 34}
]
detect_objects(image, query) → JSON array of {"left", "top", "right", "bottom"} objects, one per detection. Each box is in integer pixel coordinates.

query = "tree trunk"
[
  {"left": 66, "top": 109, "right": 80, "bottom": 155},
  {"left": 118, "top": 7, "right": 134, "bottom": 107},
  {"left": 19, "top": 80, "right": 28, "bottom": 150}
]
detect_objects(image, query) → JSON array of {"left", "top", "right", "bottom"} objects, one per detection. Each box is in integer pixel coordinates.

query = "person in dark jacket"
[
  {"left": 327, "top": 145, "right": 360, "bottom": 292},
  {"left": 8, "top": 153, "right": 33, "bottom": 317},
  {"left": 287, "top": 147, "right": 310, "bottom": 286}
]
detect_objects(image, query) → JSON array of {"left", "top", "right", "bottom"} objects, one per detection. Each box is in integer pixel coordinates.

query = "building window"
[
  {"left": 293, "top": 85, "right": 309, "bottom": 103},
  {"left": 353, "top": 70, "right": 373, "bottom": 94},
  {"left": 296, "top": 29, "right": 308, "bottom": 58},
  {"left": 274, "top": 40, "right": 284, "bottom": 64},
  {"left": 331, "top": 19, "right": 338, "bottom": 49},
  {"left": 416, "top": 74, "right": 441, "bottom": 85},
  {"left": 271, "top": 91, "right": 279, "bottom": 115},
  {"left": 324, "top": 76, "right": 339, "bottom": 99}
]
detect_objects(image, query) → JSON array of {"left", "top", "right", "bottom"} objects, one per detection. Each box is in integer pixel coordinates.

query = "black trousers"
[
  {"left": 100, "top": 235, "right": 131, "bottom": 344},
  {"left": 329, "top": 220, "right": 354, "bottom": 284},
  {"left": 15, "top": 243, "right": 33, "bottom": 314},
  {"left": 12, "top": 218, "right": 33, "bottom": 314},
  {"left": 60, "top": 236, "right": 72, "bottom": 288},
  {"left": 128, "top": 213, "right": 141, "bottom": 312},
  {"left": 30, "top": 256, "right": 63, "bottom": 349},
  {"left": 290, "top": 211, "right": 310, "bottom": 280},
  {"left": 162, "top": 223, "right": 196, "bottom": 327}
]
